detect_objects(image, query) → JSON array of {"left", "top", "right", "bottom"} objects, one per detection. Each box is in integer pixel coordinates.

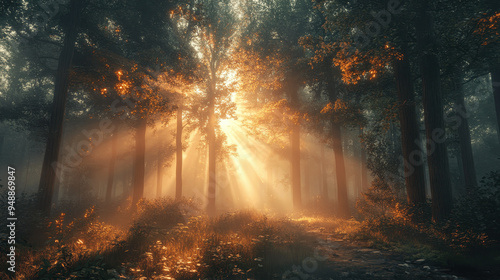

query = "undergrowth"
[
  {"left": 0, "top": 197, "right": 316, "bottom": 280},
  {"left": 354, "top": 171, "right": 500, "bottom": 272}
]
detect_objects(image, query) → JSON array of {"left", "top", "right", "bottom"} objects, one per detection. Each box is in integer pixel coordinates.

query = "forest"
[{"left": 0, "top": 0, "right": 499, "bottom": 279}]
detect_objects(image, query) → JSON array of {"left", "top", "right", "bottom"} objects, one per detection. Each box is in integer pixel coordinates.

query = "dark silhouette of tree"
[
  {"left": 416, "top": 0, "right": 453, "bottom": 222},
  {"left": 393, "top": 53, "right": 427, "bottom": 219},
  {"left": 38, "top": 0, "right": 85, "bottom": 215}
]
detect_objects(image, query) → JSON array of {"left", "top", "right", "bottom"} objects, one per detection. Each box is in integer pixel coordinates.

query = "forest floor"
[
  {"left": 105, "top": 212, "right": 498, "bottom": 280},
  {"left": 2, "top": 200, "right": 499, "bottom": 279},
  {"left": 290, "top": 221, "right": 480, "bottom": 280},
  {"left": 104, "top": 217, "right": 495, "bottom": 280}
]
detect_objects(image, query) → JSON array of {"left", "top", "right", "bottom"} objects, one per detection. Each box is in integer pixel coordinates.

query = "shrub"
[
  {"left": 356, "top": 177, "right": 402, "bottom": 219},
  {"left": 445, "top": 170, "right": 500, "bottom": 249}
]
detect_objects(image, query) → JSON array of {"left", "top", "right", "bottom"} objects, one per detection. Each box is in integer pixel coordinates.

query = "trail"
[{"left": 286, "top": 223, "right": 485, "bottom": 280}]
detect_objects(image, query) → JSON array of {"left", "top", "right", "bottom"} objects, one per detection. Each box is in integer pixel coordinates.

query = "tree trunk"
[
  {"left": 360, "top": 128, "right": 369, "bottom": 192},
  {"left": 38, "top": 0, "right": 84, "bottom": 215},
  {"left": 353, "top": 134, "right": 362, "bottom": 198},
  {"left": 176, "top": 107, "right": 183, "bottom": 199},
  {"left": 455, "top": 148, "right": 465, "bottom": 195},
  {"left": 393, "top": 55, "right": 427, "bottom": 216},
  {"left": 53, "top": 176, "right": 60, "bottom": 205},
  {"left": 207, "top": 87, "right": 217, "bottom": 216},
  {"left": 157, "top": 149, "right": 163, "bottom": 198},
  {"left": 453, "top": 75, "right": 477, "bottom": 192},
  {"left": 332, "top": 122, "right": 349, "bottom": 218},
  {"left": 290, "top": 119, "right": 302, "bottom": 210},
  {"left": 105, "top": 133, "right": 117, "bottom": 203},
  {"left": 321, "top": 145, "right": 328, "bottom": 199},
  {"left": 417, "top": 3, "right": 453, "bottom": 222},
  {"left": 303, "top": 153, "right": 310, "bottom": 202},
  {"left": 343, "top": 134, "right": 353, "bottom": 197},
  {"left": 422, "top": 56, "right": 453, "bottom": 222},
  {"left": 287, "top": 81, "right": 302, "bottom": 210},
  {"left": 131, "top": 118, "right": 146, "bottom": 208}
]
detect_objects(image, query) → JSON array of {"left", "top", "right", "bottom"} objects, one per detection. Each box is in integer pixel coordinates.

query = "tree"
[
  {"left": 452, "top": 73, "right": 478, "bottom": 192},
  {"left": 131, "top": 117, "right": 147, "bottom": 206},
  {"left": 38, "top": 0, "right": 85, "bottom": 215},
  {"left": 416, "top": 0, "right": 453, "bottom": 222},
  {"left": 176, "top": 106, "right": 183, "bottom": 199},
  {"left": 176, "top": 0, "right": 238, "bottom": 215},
  {"left": 237, "top": 0, "right": 323, "bottom": 210},
  {"left": 157, "top": 131, "right": 164, "bottom": 198},
  {"left": 74, "top": 0, "right": 194, "bottom": 207},
  {"left": 393, "top": 53, "right": 427, "bottom": 218}
]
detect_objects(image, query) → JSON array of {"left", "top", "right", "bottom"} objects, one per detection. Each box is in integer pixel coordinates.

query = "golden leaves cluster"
[
  {"left": 332, "top": 44, "right": 399, "bottom": 85},
  {"left": 232, "top": 48, "right": 284, "bottom": 94},
  {"left": 474, "top": 12, "right": 500, "bottom": 46},
  {"left": 248, "top": 99, "right": 308, "bottom": 148}
]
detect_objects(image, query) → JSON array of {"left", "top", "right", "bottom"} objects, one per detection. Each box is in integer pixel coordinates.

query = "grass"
[
  {"left": 2, "top": 194, "right": 499, "bottom": 279},
  {"left": 0, "top": 198, "right": 318, "bottom": 280},
  {"left": 350, "top": 213, "right": 500, "bottom": 277}
]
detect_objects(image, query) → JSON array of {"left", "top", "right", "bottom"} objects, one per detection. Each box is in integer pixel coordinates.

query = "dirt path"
[{"left": 282, "top": 226, "right": 477, "bottom": 280}]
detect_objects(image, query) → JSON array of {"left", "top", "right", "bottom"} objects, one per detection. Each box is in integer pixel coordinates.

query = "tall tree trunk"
[
  {"left": 332, "top": 122, "right": 349, "bottom": 218},
  {"left": 417, "top": 2, "right": 453, "bottom": 222},
  {"left": 455, "top": 148, "right": 465, "bottom": 195},
  {"left": 321, "top": 145, "right": 328, "bottom": 199},
  {"left": 38, "top": 0, "right": 84, "bottom": 215},
  {"left": 393, "top": 55, "right": 427, "bottom": 218},
  {"left": 303, "top": 153, "right": 310, "bottom": 202},
  {"left": 290, "top": 116, "right": 302, "bottom": 210},
  {"left": 207, "top": 87, "right": 217, "bottom": 216},
  {"left": 353, "top": 134, "right": 362, "bottom": 198},
  {"left": 132, "top": 118, "right": 146, "bottom": 208},
  {"left": 157, "top": 150, "right": 163, "bottom": 198},
  {"left": 453, "top": 75, "right": 477, "bottom": 192},
  {"left": 288, "top": 82, "right": 302, "bottom": 210},
  {"left": 176, "top": 107, "right": 183, "bottom": 199},
  {"left": 53, "top": 177, "right": 60, "bottom": 205},
  {"left": 106, "top": 133, "right": 117, "bottom": 203},
  {"left": 360, "top": 128, "right": 369, "bottom": 192},
  {"left": 343, "top": 134, "right": 352, "bottom": 197}
]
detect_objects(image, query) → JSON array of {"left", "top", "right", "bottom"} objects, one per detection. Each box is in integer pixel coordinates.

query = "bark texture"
[
  {"left": 394, "top": 56, "right": 427, "bottom": 208},
  {"left": 417, "top": 2, "right": 453, "bottom": 222}
]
